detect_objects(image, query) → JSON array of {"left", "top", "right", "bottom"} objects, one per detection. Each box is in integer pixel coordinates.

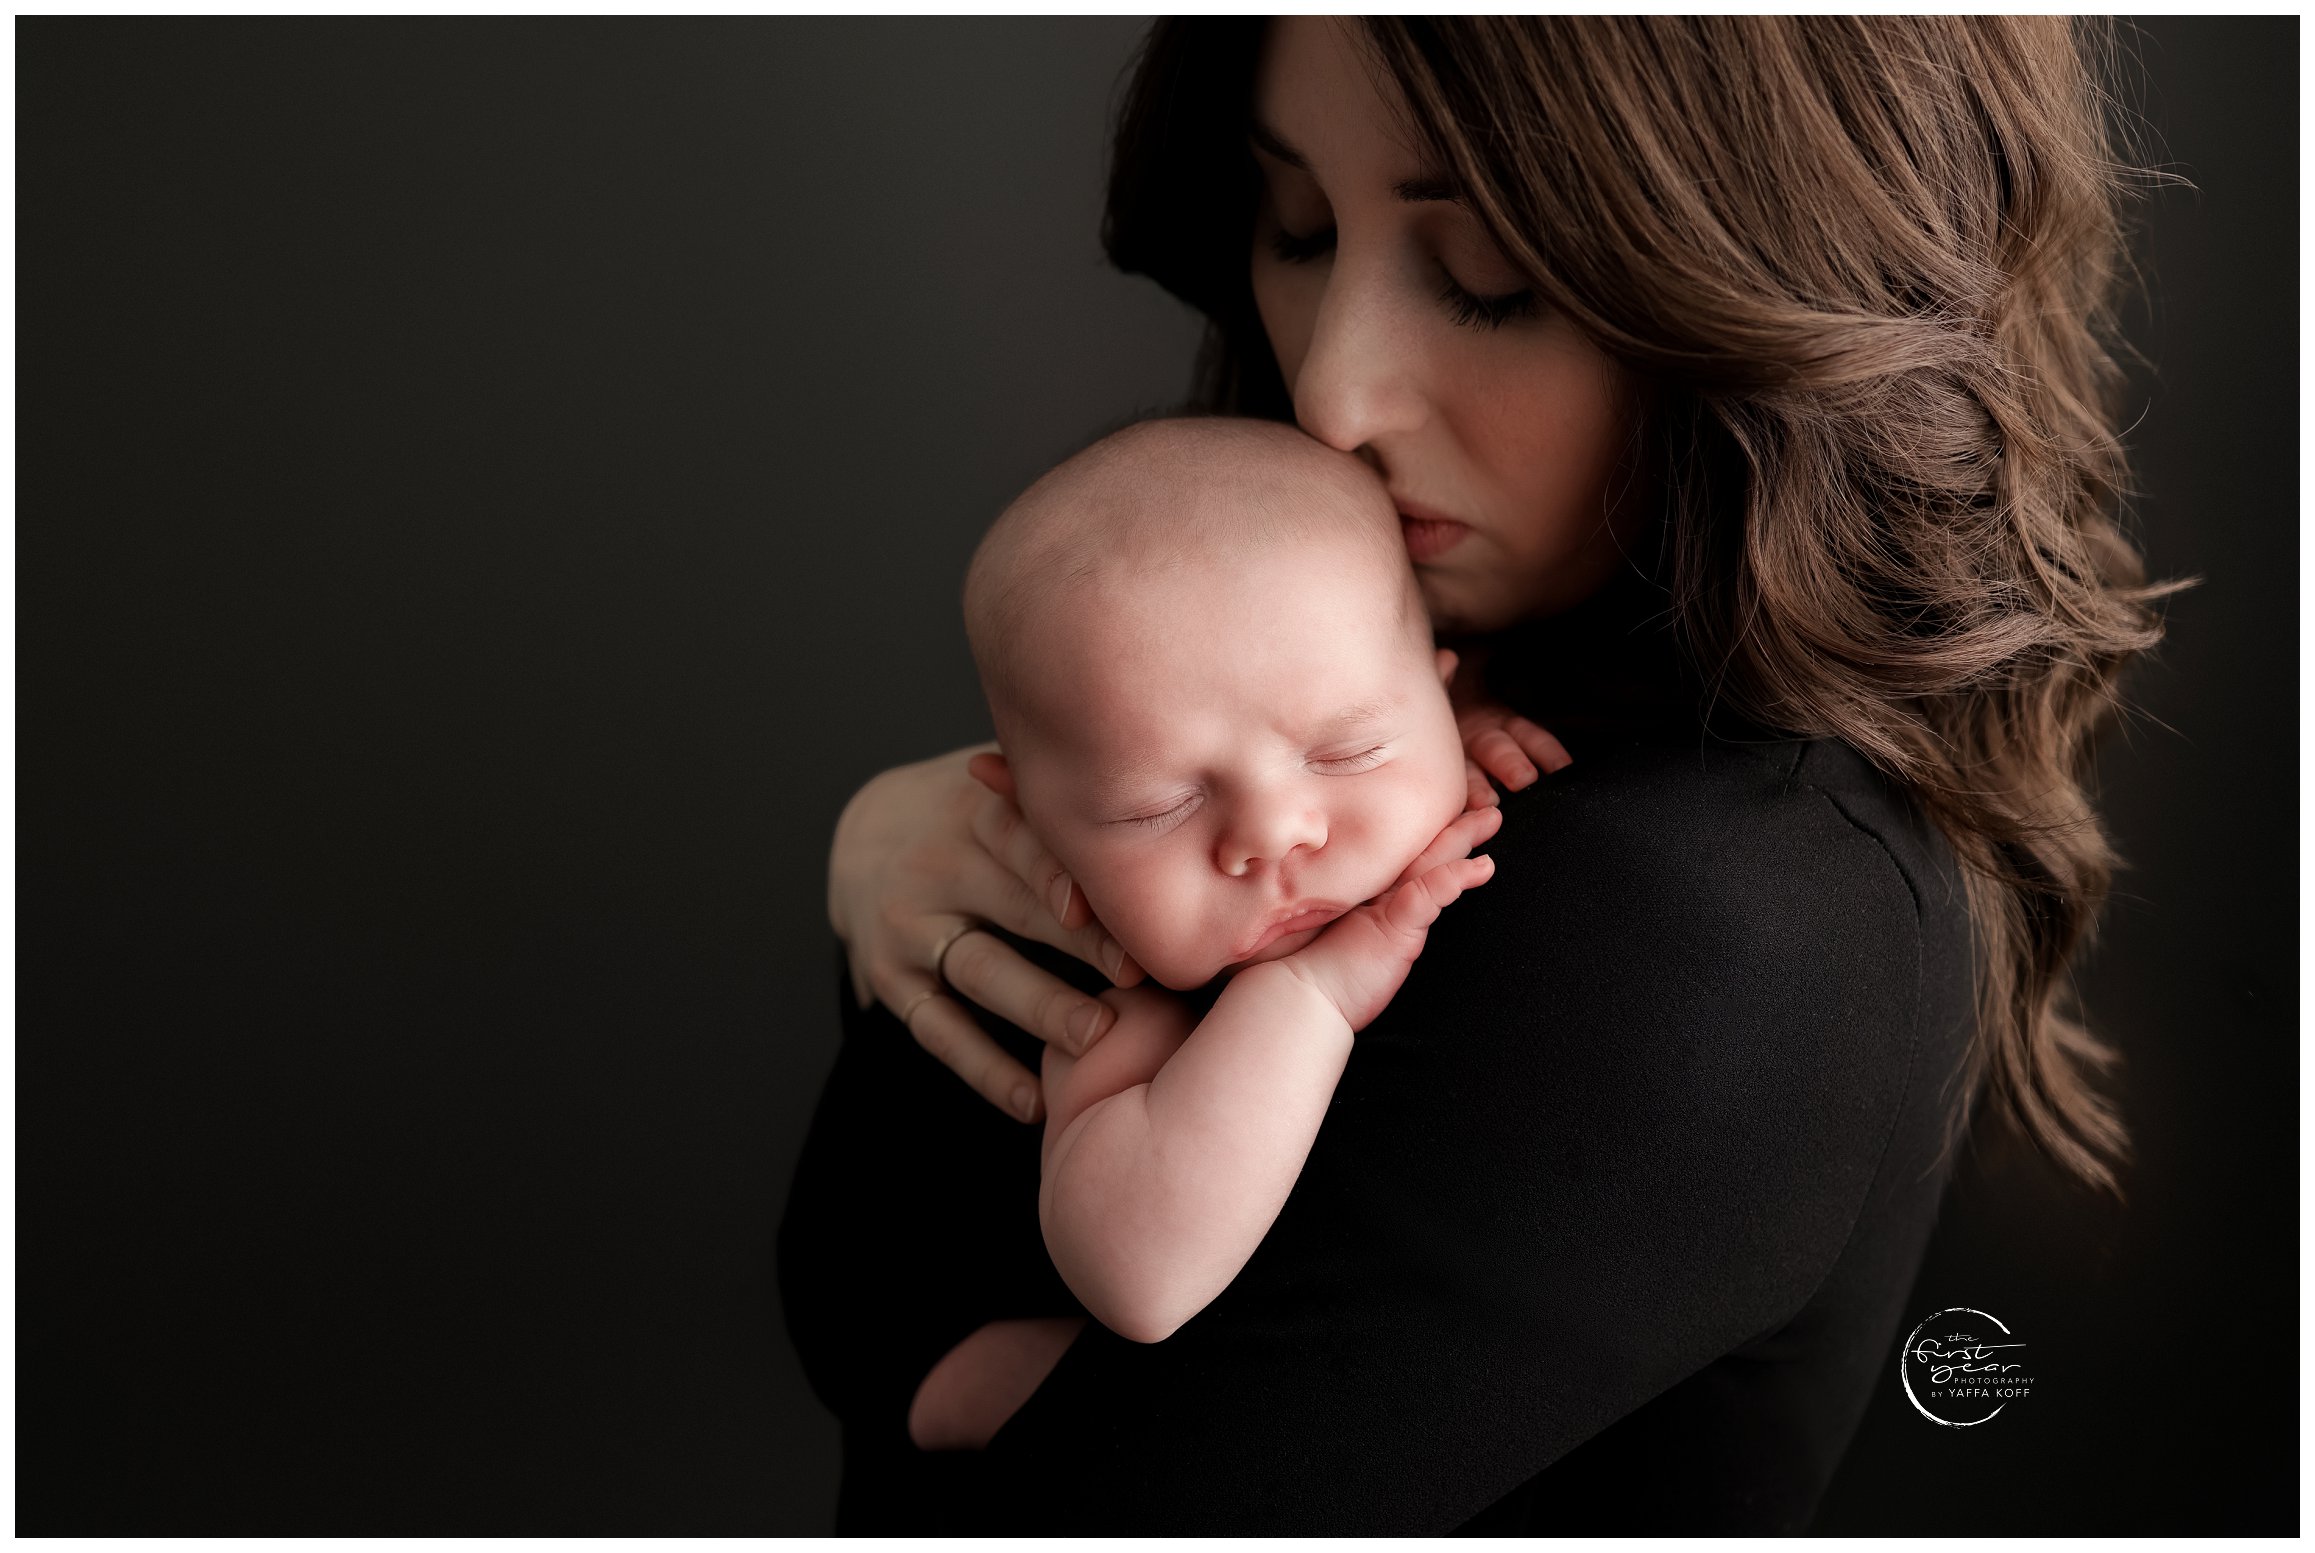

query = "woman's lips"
[{"left": 1396, "top": 502, "right": 1472, "bottom": 562}]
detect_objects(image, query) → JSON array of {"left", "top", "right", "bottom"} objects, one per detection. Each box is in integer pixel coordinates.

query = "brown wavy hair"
[{"left": 1102, "top": 18, "right": 2189, "bottom": 1196}]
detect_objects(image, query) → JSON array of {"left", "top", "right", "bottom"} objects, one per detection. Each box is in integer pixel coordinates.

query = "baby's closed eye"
[{"left": 1310, "top": 743, "right": 1391, "bottom": 773}]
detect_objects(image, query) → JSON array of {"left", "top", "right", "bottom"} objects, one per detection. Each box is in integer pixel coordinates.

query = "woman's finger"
[
  {"left": 969, "top": 786, "right": 1088, "bottom": 931},
  {"left": 874, "top": 966, "right": 1044, "bottom": 1122},
  {"left": 1504, "top": 714, "right": 1574, "bottom": 775},
  {"left": 844, "top": 943, "right": 877, "bottom": 1010},
  {"left": 938, "top": 925, "right": 1118, "bottom": 1058},
  {"left": 968, "top": 791, "right": 1142, "bottom": 986},
  {"left": 953, "top": 846, "right": 1141, "bottom": 993}
]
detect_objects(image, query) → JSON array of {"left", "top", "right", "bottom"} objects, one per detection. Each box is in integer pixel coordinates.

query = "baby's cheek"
[
  {"left": 1380, "top": 748, "right": 1469, "bottom": 870},
  {"left": 1415, "top": 729, "right": 1471, "bottom": 819},
  {"left": 1081, "top": 861, "right": 1218, "bottom": 990}
]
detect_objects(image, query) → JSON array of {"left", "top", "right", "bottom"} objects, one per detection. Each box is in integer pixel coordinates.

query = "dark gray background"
[{"left": 18, "top": 17, "right": 2295, "bottom": 1534}]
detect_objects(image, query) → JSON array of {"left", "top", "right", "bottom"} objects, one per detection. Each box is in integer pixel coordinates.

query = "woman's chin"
[{"left": 1414, "top": 574, "right": 1499, "bottom": 638}]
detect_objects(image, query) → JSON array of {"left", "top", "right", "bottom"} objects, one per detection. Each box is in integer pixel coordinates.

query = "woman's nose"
[
  {"left": 1216, "top": 796, "right": 1329, "bottom": 879},
  {"left": 1289, "top": 253, "right": 1426, "bottom": 455}
]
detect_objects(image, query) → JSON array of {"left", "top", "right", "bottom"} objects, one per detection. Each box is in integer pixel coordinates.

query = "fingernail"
[
  {"left": 1013, "top": 1083, "right": 1039, "bottom": 1122},
  {"left": 1050, "top": 877, "right": 1074, "bottom": 922},
  {"left": 1514, "top": 760, "right": 1538, "bottom": 786},
  {"left": 1068, "top": 1002, "right": 1104, "bottom": 1051},
  {"left": 1100, "top": 939, "right": 1124, "bottom": 980}
]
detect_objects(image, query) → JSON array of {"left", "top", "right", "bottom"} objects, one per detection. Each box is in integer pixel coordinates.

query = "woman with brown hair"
[{"left": 779, "top": 17, "right": 2179, "bottom": 1533}]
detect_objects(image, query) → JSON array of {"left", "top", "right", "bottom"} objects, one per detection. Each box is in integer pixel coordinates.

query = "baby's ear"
[
  {"left": 966, "top": 750, "right": 1016, "bottom": 799},
  {"left": 1434, "top": 647, "right": 1460, "bottom": 687}
]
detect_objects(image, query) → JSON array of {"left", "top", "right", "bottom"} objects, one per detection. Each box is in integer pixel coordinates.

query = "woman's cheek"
[{"left": 1250, "top": 259, "right": 1316, "bottom": 387}]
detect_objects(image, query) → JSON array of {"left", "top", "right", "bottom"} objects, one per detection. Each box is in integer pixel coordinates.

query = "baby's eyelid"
[
  {"left": 1119, "top": 793, "right": 1201, "bottom": 830},
  {"left": 1312, "top": 745, "right": 1391, "bottom": 772}
]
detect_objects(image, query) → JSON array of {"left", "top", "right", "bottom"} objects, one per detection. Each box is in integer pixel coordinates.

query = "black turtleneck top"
[{"left": 777, "top": 568, "right": 1977, "bottom": 1533}]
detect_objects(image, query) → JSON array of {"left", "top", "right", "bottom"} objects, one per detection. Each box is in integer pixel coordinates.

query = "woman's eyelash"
[
  {"left": 1265, "top": 223, "right": 1538, "bottom": 333},
  {"left": 1267, "top": 225, "right": 1335, "bottom": 265},
  {"left": 1436, "top": 275, "right": 1541, "bottom": 331}
]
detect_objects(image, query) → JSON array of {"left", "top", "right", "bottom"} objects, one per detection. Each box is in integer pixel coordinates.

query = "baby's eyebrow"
[
  {"left": 1310, "top": 698, "right": 1399, "bottom": 736},
  {"left": 1079, "top": 754, "right": 1178, "bottom": 813}
]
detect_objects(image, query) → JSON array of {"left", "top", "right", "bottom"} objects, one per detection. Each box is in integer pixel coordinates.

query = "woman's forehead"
[{"left": 1251, "top": 17, "right": 1430, "bottom": 187}]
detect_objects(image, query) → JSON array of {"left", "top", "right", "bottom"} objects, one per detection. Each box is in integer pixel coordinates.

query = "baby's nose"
[{"left": 1216, "top": 800, "right": 1328, "bottom": 877}]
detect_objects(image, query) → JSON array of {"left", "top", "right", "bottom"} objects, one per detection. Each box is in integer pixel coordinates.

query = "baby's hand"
[
  {"left": 1280, "top": 806, "right": 1501, "bottom": 1032},
  {"left": 1443, "top": 646, "right": 1571, "bottom": 810}
]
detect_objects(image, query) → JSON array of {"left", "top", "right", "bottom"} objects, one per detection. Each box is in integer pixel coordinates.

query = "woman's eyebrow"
[
  {"left": 1248, "top": 117, "right": 1465, "bottom": 206},
  {"left": 1391, "top": 172, "right": 1464, "bottom": 205},
  {"left": 1247, "top": 117, "right": 1309, "bottom": 170}
]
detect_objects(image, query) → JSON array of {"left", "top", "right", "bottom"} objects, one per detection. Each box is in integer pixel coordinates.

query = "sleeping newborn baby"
[{"left": 907, "top": 416, "right": 1499, "bottom": 1450}]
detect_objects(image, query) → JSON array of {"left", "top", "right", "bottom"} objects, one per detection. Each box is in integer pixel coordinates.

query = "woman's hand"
[
  {"left": 828, "top": 745, "right": 1143, "bottom": 1123},
  {"left": 1446, "top": 646, "right": 1573, "bottom": 809}
]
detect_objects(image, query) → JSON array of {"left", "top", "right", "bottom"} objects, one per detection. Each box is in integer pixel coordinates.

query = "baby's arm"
[
  {"left": 903, "top": 993, "right": 1192, "bottom": 1450},
  {"left": 1039, "top": 972, "right": 1348, "bottom": 1344},
  {"left": 1039, "top": 808, "right": 1500, "bottom": 1345}
]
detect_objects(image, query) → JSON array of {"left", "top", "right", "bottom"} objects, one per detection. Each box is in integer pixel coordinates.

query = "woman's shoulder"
[
  {"left": 1351, "top": 730, "right": 1977, "bottom": 1315},
  {"left": 1485, "top": 728, "right": 1964, "bottom": 956},
  {"left": 1411, "top": 727, "right": 1976, "bottom": 1132}
]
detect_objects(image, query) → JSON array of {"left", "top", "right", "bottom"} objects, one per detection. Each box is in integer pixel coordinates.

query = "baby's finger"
[
  {"left": 1421, "top": 851, "right": 1496, "bottom": 910},
  {"left": 1505, "top": 714, "right": 1574, "bottom": 775},
  {"left": 1394, "top": 803, "right": 1503, "bottom": 888},
  {"left": 1462, "top": 757, "right": 1500, "bottom": 813},
  {"left": 1468, "top": 726, "right": 1540, "bottom": 791},
  {"left": 1447, "top": 801, "right": 1505, "bottom": 854},
  {"left": 876, "top": 968, "right": 1044, "bottom": 1122},
  {"left": 939, "top": 926, "right": 1117, "bottom": 1058},
  {"left": 1388, "top": 852, "right": 1498, "bottom": 935},
  {"left": 1381, "top": 866, "right": 1452, "bottom": 938}
]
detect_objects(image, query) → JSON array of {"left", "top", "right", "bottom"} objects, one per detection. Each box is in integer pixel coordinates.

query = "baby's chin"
[
  {"left": 1133, "top": 926, "right": 1325, "bottom": 992},
  {"left": 1161, "top": 924, "right": 1327, "bottom": 990},
  {"left": 1224, "top": 925, "right": 1327, "bottom": 974}
]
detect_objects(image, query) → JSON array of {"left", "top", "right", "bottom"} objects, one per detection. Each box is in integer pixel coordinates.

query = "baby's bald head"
[{"left": 965, "top": 418, "right": 1423, "bottom": 737}]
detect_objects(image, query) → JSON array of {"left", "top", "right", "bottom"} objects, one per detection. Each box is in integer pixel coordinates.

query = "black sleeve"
[
  {"left": 960, "top": 738, "right": 1933, "bottom": 1533},
  {"left": 776, "top": 944, "right": 1089, "bottom": 1439}
]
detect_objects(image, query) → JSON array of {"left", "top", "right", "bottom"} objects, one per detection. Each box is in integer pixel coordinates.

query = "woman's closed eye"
[
  {"left": 1434, "top": 272, "right": 1540, "bottom": 330},
  {"left": 1267, "top": 223, "right": 1335, "bottom": 266},
  {"left": 1263, "top": 220, "right": 1540, "bottom": 333}
]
